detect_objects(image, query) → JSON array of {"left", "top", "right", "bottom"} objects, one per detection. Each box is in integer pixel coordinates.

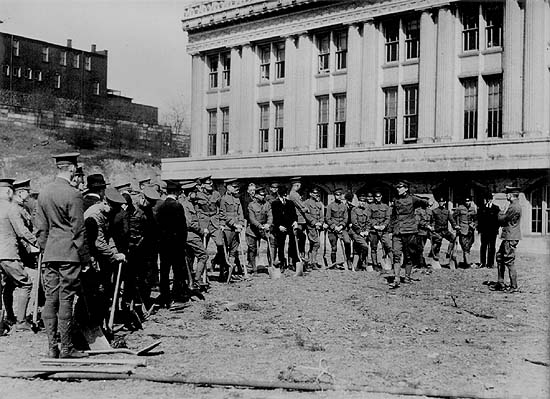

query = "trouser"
[
  {"left": 458, "top": 229, "right": 475, "bottom": 264},
  {"left": 219, "top": 230, "right": 242, "bottom": 279},
  {"left": 204, "top": 228, "right": 225, "bottom": 270},
  {"left": 480, "top": 233, "right": 497, "bottom": 267},
  {"left": 294, "top": 224, "right": 307, "bottom": 257},
  {"left": 431, "top": 229, "right": 456, "bottom": 260},
  {"left": 306, "top": 226, "right": 321, "bottom": 265},
  {"left": 186, "top": 233, "right": 208, "bottom": 282},
  {"left": 42, "top": 262, "right": 81, "bottom": 353},
  {"left": 417, "top": 234, "right": 429, "bottom": 267},
  {"left": 496, "top": 240, "right": 519, "bottom": 288},
  {"left": 246, "top": 232, "right": 275, "bottom": 271},
  {"left": 392, "top": 233, "right": 420, "bottom": 279},
  {"left": 0, "top": 259, "right": 33, "bottom": 322},
  {"left": 274, "top": 229, "right": 298, "bottom": 266},
  {"left": 327, "top": 230, "right": 351, "bottom": 264},
  {"left": 349, "top": 231, "right": 369, "bottom": 267},
  {"left": 159, "top": 244, "right": 188, "bottom": 302},
  {"left": 368, "top": 231, "right": 392, "bottom": 267}
]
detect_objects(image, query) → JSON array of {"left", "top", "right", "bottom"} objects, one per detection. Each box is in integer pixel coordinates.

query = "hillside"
[{"left": 0, "top": 121, "right": 162, "bottom": 189}]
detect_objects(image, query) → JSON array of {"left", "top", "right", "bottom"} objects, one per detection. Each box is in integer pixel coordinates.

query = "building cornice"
[{"left": 185, "top": 0, "right": 459, "bottom": 54}]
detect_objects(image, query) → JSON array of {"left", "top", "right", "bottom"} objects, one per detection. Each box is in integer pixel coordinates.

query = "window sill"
[
  {"left": 220, "top": 87, "right": 230, "bottom": 93},
  {"left": 382, "top": 62, "right": 399, "bottom": 69},
  {"left": 257, "top": 81, "right": 270, "bottom": 87},
  {"left": 481, "top": 47, "right": 503, "bottom": 55},
  {"left": 206, "top": 88, "right": 219, "bottom": 94},
  {"left": 332, "top": 70, "right": 347, "bottom": 76},
  {"left": 458, "top": 50, "right": 480, "bottom": 58},
  {"left": 316, "top": 71, "right": 330, "bottom": 77},
  {"left": 402, "top": 59, "right": 419, "bottom": 66},
  {"left": 272, "top": 79, "right": 285, "bottom": 85}
]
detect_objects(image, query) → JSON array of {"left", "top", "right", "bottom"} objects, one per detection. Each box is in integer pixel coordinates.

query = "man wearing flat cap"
[
  {"left": 349, "top": 193, "right": 372, "bottom": 270},
  {"left": 266, "top": 182, "right": 280, "bottom": 204},
  {"left": 368, "top": 190, "right": 393, "bottom": 271},
  {"left": 34, "top": 152, "right": 90, "bottom": 358},
  {"left": 493, "top": 186, "right": 522, "bottom": 292},
  {"left": 288, "top": 177, "right": 309, "bottom": 262},
  {"left": 325, "top": 188, "right": 352, "bottom": 267},
  {"left": 219, "top": 179, "right": 245, "bottom": 280},
  {"left": 246, "top": 187, "right": 275, "bottom": 274},
  {"left": 195, "top": 177, "right": 224, "bottom": 273},
  {"left": 304, "top": 188, "right": 324, "bottom": 268},
  {"left": 453, "top": 195, "right": 477, "bottom": 268},
  {"left": 0, "top": 178, "right": 38, "bottom": 331},
  {"left": 430, "top": 196, "right": 457, "bottom": 268},
  {"left": 83, "top": 173, "right": 108, "bottom": 211}
]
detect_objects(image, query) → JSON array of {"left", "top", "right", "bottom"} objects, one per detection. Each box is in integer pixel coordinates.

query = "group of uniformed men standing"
[{"left": 0, "top": 151, "right": 522, "bottom": 358}]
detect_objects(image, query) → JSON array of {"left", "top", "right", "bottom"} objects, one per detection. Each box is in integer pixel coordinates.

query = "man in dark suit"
[
  {"left": 271, "top": 186, "right": 298, "bottom": 270},
  {"left": 477, "top": 192, "right": 500, "bottom": 268},
  {"left": 155, "top": 181, "right": 188, "bottom": 306},
  {"left": 34, "top": 152, "right": 90, "bottom": 358},
  {"left": 83, "top": 173, "right": 107, "bottom": 211}
]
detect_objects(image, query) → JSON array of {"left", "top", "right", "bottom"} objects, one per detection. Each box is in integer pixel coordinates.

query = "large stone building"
[{"left": 162, "top": 0, "right": 550, "bottom": 238}]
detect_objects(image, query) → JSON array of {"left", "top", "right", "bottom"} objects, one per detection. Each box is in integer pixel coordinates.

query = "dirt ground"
[{"left": 0, "top": 245, "right": 549, "bottom": 399}]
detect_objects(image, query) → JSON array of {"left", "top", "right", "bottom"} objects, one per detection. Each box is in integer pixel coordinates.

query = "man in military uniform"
[
  {"left": 242, "top": 182, "right": 256, "bottom": 225},
  {"left": 389, "top": 181, "right": 429, "bottom": 289},
  {"left": 454, "top": 196, "right": 477, "bottom": 268},
  {"left": 246, "top": 187, "right": 274, "bottom": 274},
  {"left": 325, "top": 188, "right": 351, "bottom": 266},
  {"left": 304, "top": 188, "right": 324, "bottom": 268},
  {"left": 83, "top": 173, "right": 108, "bottom": 211},
  {"left": 219, "top": 179, "right": 245, "bottom": 280},
  {"left": 195, "top": 176, "right": 224, "bottom": 272},
  {"left": 288, "top": 177, "right": 309, "bottom": 261},
  {"left": 138, "top": 178, "right": 151, "bottom": 191},
  {"left": 492, "top": 186, "right": 522, "bottom": 292},
  {"left": 368, "top": 190, "right": 392, "bottom": 271},
  {"left": 431, "top": 196, "right": 457, "bottom": 268},
  {"left": 35, "top": 153, "right": 90, "bottom": 358},
  {"left": 266, "top": 182, "right": 280, "bottom": 204},
  {"left": 477, "top": 192, "right": 501, "bottom": 268},
  {"left": 349, "top": 193, "right": 371, "bottom": 270},
  {"left": 180, "top": 182, "right": 208, "bottom": 288},
  {"left": 415, "top": 197, "right": 434, "bottom": 268},
  {"left": 73, "top": 164, "right": 86, "bottom": 192},
  {"left": 271, "top": 186, "right": 298, "bottom": 269}
]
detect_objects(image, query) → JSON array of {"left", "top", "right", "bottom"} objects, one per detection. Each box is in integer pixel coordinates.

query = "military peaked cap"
[
  {"left": 0, "top": 178, "right": 15, "bottom": 188},
  {"left": 13, "top": 179, "right": 31, "bottom": 191},
  {"left": 53, "top": 152, "right": 80, "bottom": 166},
  {"left": 104, "top": 187, "right": 126, "bottom": 205},
  {"left": 142, "top": 186, "right": 160, "bottom": 201},
  {"left": 505, "top": 185, "right": 521, "bottom": 194},
  {"left": 181, "top": 181, "right": 198, "bottom": 191}
]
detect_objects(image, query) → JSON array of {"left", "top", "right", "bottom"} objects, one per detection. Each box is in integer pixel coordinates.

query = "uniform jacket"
[
  {"left": 35, "top": 177, "right": 90, "bottom": 263},
  {"left": 246, "top": 200, "right": 273, "bottom": 238},
  {"left": 219, "top": 194, "right": 244, "bottom": 231},
  {"left": 195, "top": 190, "right": 221, "bottom": 231},
  {"left": 15, "top": 200, "right": 37, "bottom": 264},
  {"left": 271, "top": 197, "right": 297, "bottom": 230},
  {"left": 368, "top": 202, "right": 391, "bottom": 231},
  {"left": 432, "top": 207, "right": 456, "bottom": 232},
  {"left": 0, "top": 199, "right": 37, "bottom": 260},
  {"left": 391, "top": 194, "right": 429, "bottom": 235},
  {"left": 304, "top": 198, "right": 324, "bottom": 226},
  {"left": 180, "top": 197, "right": 202, "bottom": 237},
  {"left": 288, "top": 190, "right": 308, "bottom": 224},
  {"left": 84, "top": 203, "right": 120, "bottom": 265},
  {"left": 111, "top": 207, "right": 129, "bottom": 254},
  {"left": 454, "top": 204, "right": 477, "bottom": 235},
  {"left": 155, "top": 196, "right": 188, "bottom": 244},
  {"left": 350, "top": 205, "right": 369, "bottom": 233},
  {"left": 83, "top": 192, "right": 102, "bottom": 212},
  {"left": 241, "top": 191, "right": 255, "bottom": 223},
  {"left": 415, "top": 207, "right": 433, "bottom": 237},
  {"left": 477, "top": 203, "right": 500, "bottom": 236},
  {"left": 499, "top": 199, "right": 521, "bottom": 240},
  {"left": 325, "top": 201, "right": 348, "bottom": 231}
]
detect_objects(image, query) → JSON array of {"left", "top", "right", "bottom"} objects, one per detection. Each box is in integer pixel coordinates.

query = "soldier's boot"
[
  {"left": 43, "top": 317, "right": 60, "bottom": 358},
  {"left": 463, "top": 252, "right": 471, "bottom": 268},
  {"left": 59, "top": 316, "right": 88, "bottom": 359},
  {"left": 330, "top": 253, "right": 337, "bottom": 265},
  {"left": 370, "top": 250, "right": 379, "bottom": 271},
  {"left": 309, "top": 249, "right": 319, "bottom": 269}
]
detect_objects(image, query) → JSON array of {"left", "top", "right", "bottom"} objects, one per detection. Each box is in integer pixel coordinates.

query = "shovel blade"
[
  {"left": 294, "top": 261, "right": 304, "bottom": 276},
  {"left": 81, "top": 325, "right": 111, "bottom": 350}
]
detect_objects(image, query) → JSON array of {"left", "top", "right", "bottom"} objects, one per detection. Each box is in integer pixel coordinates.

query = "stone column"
[
  {"left": 434, "top": 7, "right": 456, "bottom": 142},
  {"left": 346, "top": 23, "right": 362, "bottom": 147},
  {"left": 228, "top": 46, "right": 242, "bottom": 154},
  {"left": 294, "top": 32, "right": 313, "bottom": 151},
  {"left": 190, "top": 53, "right": 205, "bottom": 156},
  {"left": 418, "top": 10, "right": 437, "bottom": 143},
  {"left": 502, "top": 0, "right": 523, "bottom": 138},
  {"left": 240, "top": 44, "right": 256, "bottom": 153},
  {"left": 522, "top": 0, "right": 546, "bottom": 137},
  {"left": 361, "top": 20, "right": 378, "bottom": 147},
  {"left": 283, "top": 35, "right": 298, "bottom": 151}
]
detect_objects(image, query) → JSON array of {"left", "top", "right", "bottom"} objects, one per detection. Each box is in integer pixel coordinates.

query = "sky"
[{"left": 0, "top": 0, "right": 194, "bottom": 122}]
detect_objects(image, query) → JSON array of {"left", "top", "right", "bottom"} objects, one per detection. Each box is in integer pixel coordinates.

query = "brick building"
[{"left": 162, "top": 0, "right": 550, "bottom": 239}]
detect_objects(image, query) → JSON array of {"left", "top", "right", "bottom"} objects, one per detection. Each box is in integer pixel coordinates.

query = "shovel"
[
  {"left": 86, "top": 340, "right": 162, "bottom": 356},
  {"left": 108, "top": 261, "right": 124, "bottom": 332},
  {"left": 449, "top": 235, "right": 460, "bottom": 270},
  {"left": 265, "top": 235, "right": 280, "bottom": 279},
  {"left": 238, "top": 231, "right": 250, "bottom": 280},
  {"left": 222, "top": 233, "right": 235, "bottom": 283},
  {"left": 322, "top": 231, "right": 329, "bottom": 269},
  {"left": 292, "top": 230, "right": 304, "bottom": 276},
  {"left": 202, "top": 235, "right": 209, "bottom": 285},
  {"left": 31, "top": 253, "right": 43, "bottom": 333},
  {"left": 339, "top": 237, "right": 349, "bottom": 271}
]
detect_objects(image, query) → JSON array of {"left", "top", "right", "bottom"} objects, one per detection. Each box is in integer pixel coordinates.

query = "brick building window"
[
  {"left": 384, "top": 21, "right": 399, "bottom": 63},
  {"left": 486, "top": 75, "right": 502, "bottom": 138},
  {"left": 462, "top": 78, "right": 478, "bottom": 139},
  {"left": 93, "top": 82, "right": 100, "bottom": 95},
  {"left": 403, "top": 85, "right": 418, "bottom": 141},
  {"left": 221, "top": 52, "right": 230, "bottom": 88},
  {"left": 26, "top": 68, "right": 32, "bottom": 80},
  {"left": 259, "top": 45, "right": 271, "bottom": 82},
  {"left": 317, "top": 33, "right": 330, "bottom": 73},
  {"left": 384, "top": 87, "right": 398, "bottom": 144},
  {"left": 335, "top": 31, "right": 347, "bottom": 70},
  {"left": 13, "top": 40, "right": 20, "bottom": 57},
  {"left": 462, "top": 9, "right": 479, "bottom": 51},
  {"left": 36, "top": 71, "right": 43, "bottom": 82},
  {"left": 275, "top": 42, "right": 285, "bottom": 79},
  {"left": 484, "top": 4, "right": 502, "bottom": 48},
  {"left": 334, "top": 94, "right": 346, "bottom": 148},
  {"left": 72, "top": 54, "right": 80, "bottom": 68},
  {"left": 14, "top": 67, "right": 22, "bottom": 78},
  {"left": 42, "top": 47, "right": 49, "bottom": 62},
  {"left": 274, "top": 102, "right": 284, "bottom": 151},
  {"left": 3, "top": 65, "right": 9, "bottom": 76},
  {"left": 221, "top": 108, "right": 229, "bottom": 155},
  {"left": 208, "top": 54, "right": 218, "bottom": 89},
  {"left": 60, "top": 51, "right": 67, "bottom": 66},
  {"left": 207, "top": 109, "right": 217, "bottom": 156},
  {"left": 85, "top": 56, "right": 92, "bottom": 71},
  {"left": 54, "top": 73, "right": 61, "bottom": 89},
  {"left": 259, "top": 103, "right": 270, "bottom": 152},
  {"left": 404, "top": 19, "right": 419, "bottom": 60},
  {"left": 317, "top": 95, "right": 329, "bottom": 149}
]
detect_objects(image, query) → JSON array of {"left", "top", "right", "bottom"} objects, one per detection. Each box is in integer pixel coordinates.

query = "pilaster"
[
  {"left": 240, "top": 44, "right": 256, "bottom": 153},
  {"left": 360, "top": 20, "right": 378, "bottom": 147},
  {"left": 418, "top": 10, "right": 437, "bottom": 143},
  {"left": 295, "top": 32, "right": 313, "bottom": 151},
  {"left": 228, "top": 46, "right": 242, "bottom": 154},
  {"left": 346, "top": 23, "right": 362, "bottom": 147},
  {"left": 283, "top": 35, "right": 298, "bottom": 151},
  {"left": 190, "top": 54, "right": 205, "bottom": 156}
]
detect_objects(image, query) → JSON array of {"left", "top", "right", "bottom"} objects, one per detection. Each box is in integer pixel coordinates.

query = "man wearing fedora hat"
[{"left": 83, "top": 173, "right": 108, "bottom": 211}]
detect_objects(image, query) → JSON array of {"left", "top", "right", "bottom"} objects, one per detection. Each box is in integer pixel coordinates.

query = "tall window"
[
  {"left": 317, "top": 33, "right": 330, "bottom": 73},
  {"left": 529, "top": 185, "right": 549, "bottom": 234},
  {"left": 14, "top": 67, "right": 21, "bottom": 78},
  {"left": 335, "top": 31, "right": 347, "bottom": 70},
  {"left": 404, "top": 85, "right": 418, "bottom": 141},
  {"left": 384, "top": 87, "right": 398, "bottom": 144},
  {"left": 208, "top": 55, "right": 218, "bottom": 89},
  {"left": 259, "top": 103, "right": 270, "bottom": 152},
  {"left": 72, "top": 54, "right": 80, "bottom": 68},
  {"left": 404, "top": 19, "right": 419, "bottom": 60},
  {"left": 207, "top": 109, "right": 217, "bottom": 156},
  {"left": 259, "top": 45, "right": 271, "bottom": 82},
  {"left": 275, "top": 42, "right": 285, "bottom": 79},
  {"left": 462, "top": 9, "right": 479, "bottom": 51},
  {"left": 221, "top": 53, "right": 230, "bottom": 88},
  {"left": 274, "top": 102, "right": 284, "bottom": 152},
  {"left": 486, "top": 76, "right": 502, "bottom": 138},
  {"left": 85, "top": 56, "right": 92, "bottom": 71},
  {"left": 2, "top": 65, "right": 9, "bottom": 76},
  {"left": 484, "top": 5, "right": 502, "bottom": 48},
  {"left": 93, "top": 82, "right": 100, "bottom": 95},
  {"left": 42, "top": 47, "right": 49, "bottom": 62},
  {"left": 384, "top": 22, "right": 399, "bottom": 63},
  {"left": 26, "top": 68, "right": 32, "bottom": 80},
  {"left": 60, "top": 51, "right": 67, "bottom": 66},
  {"left": 317, "top": 96, "right": 329, "bottom": 149},
  {"left": 334, "top": 94, "right": 346, "bottom": 147},
  {"left": 36, "top": 71, "right": 43, "bottom": 82},
  {"left": 54, "top": 73, "right": 61, "bottom": 89},
  {"left": 13, "top": 40, "right": 20, "bottom": 56},
  {"left": 463, "top": 78, "right": 478, "bottom": 139},
  {"left": 221, "top": 108, "right": 229, "bottom": 155}
]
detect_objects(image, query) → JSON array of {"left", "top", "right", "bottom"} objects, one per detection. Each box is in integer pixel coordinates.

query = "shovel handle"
[
  {"left": 108, "top": 261, "right": 124, "bottom": 331},
  {"left": 32, "top": 253, "right": 43, "bottom": 326}
]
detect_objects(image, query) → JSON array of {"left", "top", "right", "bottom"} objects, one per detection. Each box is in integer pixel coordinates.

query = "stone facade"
[{"left": 163, "top": 0, "right": 550, "bottom": 238}]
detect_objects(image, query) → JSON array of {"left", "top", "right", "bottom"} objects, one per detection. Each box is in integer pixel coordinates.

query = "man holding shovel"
[{"left": 246, "top": 187, "right": 274, "bottom": 274}]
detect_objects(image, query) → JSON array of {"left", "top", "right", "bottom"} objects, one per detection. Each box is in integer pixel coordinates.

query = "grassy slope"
[{"left": 0, "top": 121, "right": 161, "bottom": 189}]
